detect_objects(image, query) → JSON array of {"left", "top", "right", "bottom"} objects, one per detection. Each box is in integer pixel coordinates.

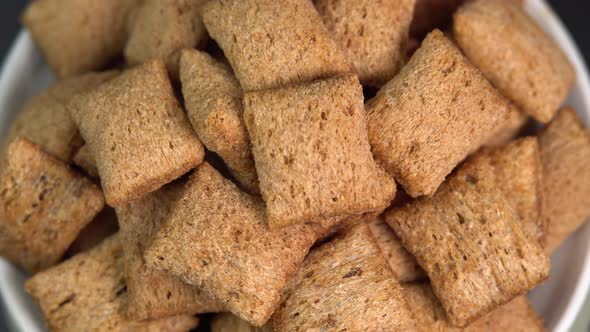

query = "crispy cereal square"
[
  {"left": 0, "top": 138, "right": 104, "bottom": 273},
  {"left": 367, "top": 30, "right": 514, "bottom": 197},
  {"left": 202, "top": 0, "right": 350, "bottom": 91},
  {"left": 68, "top": 60, "right": 204, "bottom": 207},
  {"left": 145, "top": 163, "right": 317, "bottom": 326},
  {"left": 243, "top": 74, "right": 396, "bottom": 228}
]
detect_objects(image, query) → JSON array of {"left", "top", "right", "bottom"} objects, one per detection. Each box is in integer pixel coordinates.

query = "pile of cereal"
[{"left": 1, "top": 0, "right": 586, "bottom": 331}]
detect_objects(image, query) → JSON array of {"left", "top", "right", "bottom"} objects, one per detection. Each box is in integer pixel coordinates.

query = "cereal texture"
[
  {"left": 315, "top": 0, "right": 416, "bottom": 86},
  {"left": 368, "top": 218, "right": 426, "bottom": 283},
  {"left": 485, "top": 108, "right": 528, "bottom": 148},
  {"left": 0, "top": 138, "right": 104, "bottom": 273},
  {"left": 116, "top": 182, "right": 222, "bottom": 320},
  {"left": 125, "top": 0, "right": 208, "bottom": 76},
  {"left": 180, "top": 50, "right": 257, "bottom": 192},
  {"left": 486, "top": 137, "right": 544, "bottom": 241},
  {"left": 68, "top": 60, "right": 204, "bottom": 207},
  {"left": 271, "top": 224, "right": 417, "bottom": 331},
  {"left": 453, "top": 0, "right": 575, "bottom": 123},
  {"left": 145, "top": 163, "right": 317, "bottom": 326},
  {"left": 25, "top": 236, "right": 199, "bottom": 332},
  {"left": 3, "top": 71, "right": 117, "bottom": 162},
  {"left": 21, "top": 0, "right": 139, "bottom": 78},
  {"left": 385, "top": 148, "right": 549, "bottom": 326},
  {"left": 72, "top": 144, "right": 99, "bottom": 179},
  {"left": 211, "top": 313, "right": 270, "bottom": 332},
  {"left": 202, "top": 0, "right": 350, "bottom": 91},
  {"left": 367, "top": 30, "right": 512, "bottom": 197},
  {"left": 244, "top": 74, "right": 396, "bottom": 228},
  {"left": 539, "top": 107, "right": 590, "bottom": 253},
  {"left": 402, "top": 283, "right": 545, "bottom": 331}
]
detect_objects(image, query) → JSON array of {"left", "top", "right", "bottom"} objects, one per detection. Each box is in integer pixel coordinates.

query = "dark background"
[{"left": 0, "top": 0, "right": 587, "bottom": 331}]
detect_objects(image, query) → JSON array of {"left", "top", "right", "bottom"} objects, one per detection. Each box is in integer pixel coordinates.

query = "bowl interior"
[{"left": 0, "top": 0, "right": 589, "bottom": 331}]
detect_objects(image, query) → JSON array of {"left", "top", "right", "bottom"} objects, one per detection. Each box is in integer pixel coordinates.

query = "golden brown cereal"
[
  {"left": 243, "top": 74, "right": 396, "bottom": 228},
  {"left": 385, "top": 148, "right": 549, "bottom": 326},
  {"left": 402, "top": 283, "right": 545, "bottom": 331},
  {"left": 211, "top": 313, "right": 270, "bottom": 332},
  {"left": 0, "top": 138, "right": 104, "bottom": 273},
  {"left": 25, "top": 236, "right": 199, "bottom": 332},
  {"left": 368, "top": 218, "right": 426, "bottom": 283},
  {"left": 453, "top": 0, "right": 575, "bottom": 123},
  {"left": 539, "top": 107, "right": 590, "bottom": 253},
  {"left": 486, "top": 137, "right": 544, "bottom": 241},
  {"left": 68, "top": 60, "right": 204, "bottom": 207},
  {"left": 314, "top": 0, "right": 416, "bottom": 86},
  {"left": 202, "top": 0, "right": 350, "bottom": 91},
  {"left": 72, "top": 144, "right": 99, "bottom": 179},
  {"left": 21, "top": 0, "right": 139, "bottom": 78},
  {"left": 271, "top": 224, "right": 417, "bottom": 331},
  {"left": 180, "top": 49, "right": 258, "bottom": 193},
  {"left": 3, "top": 71, "right": 117, "bottom": 162},
  {"left": 145, "top": 163, "right": 317, "bottom": 326},
  {"left": 367, "top": 30, "right": 514, "bottom": 197},
  {"left": 116, "top": 181, "right": 222, "bottom": 320},
  {"left": 125, "top": 0, "right": 208, "bottom": 76},
  {"left": 485, "top": 109, "right": 529, "bottom": 148}
]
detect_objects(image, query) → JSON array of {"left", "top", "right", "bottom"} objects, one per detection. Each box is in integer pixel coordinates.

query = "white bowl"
[{"left": 0, "top": 0, "right": 589, "bottom": 331}]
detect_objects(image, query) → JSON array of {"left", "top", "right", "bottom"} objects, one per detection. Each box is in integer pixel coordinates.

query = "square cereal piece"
[
  {"left": 125, "top": 0, "right": 208, "bottom": 76},
  {"left": 72, "top": 144, "right": 99, "bottom": 179},
  {"left": 116, "top": 181, "right": 222, "bottom": 320},
  {"left": 485, "top": 108, "right": 528, "bottom": 148},
  {"left": 2, "top": 71, "right": 117, "bottom": 162},
  {"left": 21, "top": 0, "right": 138, "bottom": 78},
  {"left": 385, "top": 148, "right": 549, "bottom": 327},
  {"left": 367, "top": 30, "right": 514, "bottom": 197},
  {"left": 180, "top": 49, "right": 258, "bottom": 193},
  {"left": 145, "top": 163, "right": 317, "bottom": 326},
  {"left": 270, "top": 223, "right": 417, "bottom": 332},
  {"left": 68, "top": 60, "right": 205, "bottom": 207},
  {"left": 453, "top": 0, "right": 575, "bottom": 123},
  {"left": 0, "top": 138, "right": 104, "bottom": 273},
  {"left": 211, "top": 313, "right": 270, "bottom": 332},
  {"left": 202, "top": 0, "right": 350, "bottom": 91},
  {"left": 486, "top": 137, "right": 544, "bottom": 241},
  {"left": 539, "top": 107, "right": 590, "bottom": 253},
  {"left": 368, "top": 218, "right": 426, "bottom": 283},
  {"left": 25, "top": 236, "right": 199, "bottom": 332},
  {"left": 402, "top": 283, "right": 545, "bottom": 332},
  {"left": 315, "top": 0, "right": 415, "bottom": 86},
  {"left": 243, "top": 74, "right": 396, "bottom": 228}
]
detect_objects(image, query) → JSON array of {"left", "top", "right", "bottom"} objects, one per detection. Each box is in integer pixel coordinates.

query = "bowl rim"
[{"left": 0, "top": 0, "right": 589, "bottom": 331}]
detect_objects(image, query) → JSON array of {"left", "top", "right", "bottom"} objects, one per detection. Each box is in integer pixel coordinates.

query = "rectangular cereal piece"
[
  {"left": 0, "top": 138, "right": 104, "bottom": 273},
  {"left": 180, "top": 49, "right": 258, "bottom": 193},
  {"left": 315, "top": 0, "right": 415, "bottom": 87},
  {"left": 385, "top": 148, "right": 549, "bottom": 326},
  {"left": 25, "top": 235, "right": 199, "bottom": 332},
  {"left": 453, "top": 0, "right": 575, "bottom": 123},
  {"left": 539, "top": 107, "right": 590, "bottom": 253},
  {"left": 202, "top": 0, "right": 350, "bottom": 91},
  {"left": 116, "top": 181, "right": 222, "bottom": 320},
  {"left": 125, "top": 0, "right": 208, "bottom": 76},
  {"left": 2, "top": 71, "right": 117, "bottom": 162},
  {"left": 270, "top": 223, "right": 417, "bottom": 331},
  {"left": 368, "top": 218, "right": 426, "bottom": 283},
  {"left": 68, "top": 60, "right": 205, "bottom": 207},
  {"left": 367, "top": 30, "right": 513, "bottom": 197},
  {"left": 211, "top": 313, "right": 270, "bottom": 332},
  {"left": 402, "top": 283, "right": 545, "bottom": 331},
  {"left": 145, "top": 163, "right": 317, "bottom": 326},
  {"left": 486, "top": 137, "right": 544, "bottom": 241},
  {"left": 21, "top": 0, "right": 138, "bottom": 78},
  {"left": 243, "top": 74, "right": 396, "bottom": 228}
]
